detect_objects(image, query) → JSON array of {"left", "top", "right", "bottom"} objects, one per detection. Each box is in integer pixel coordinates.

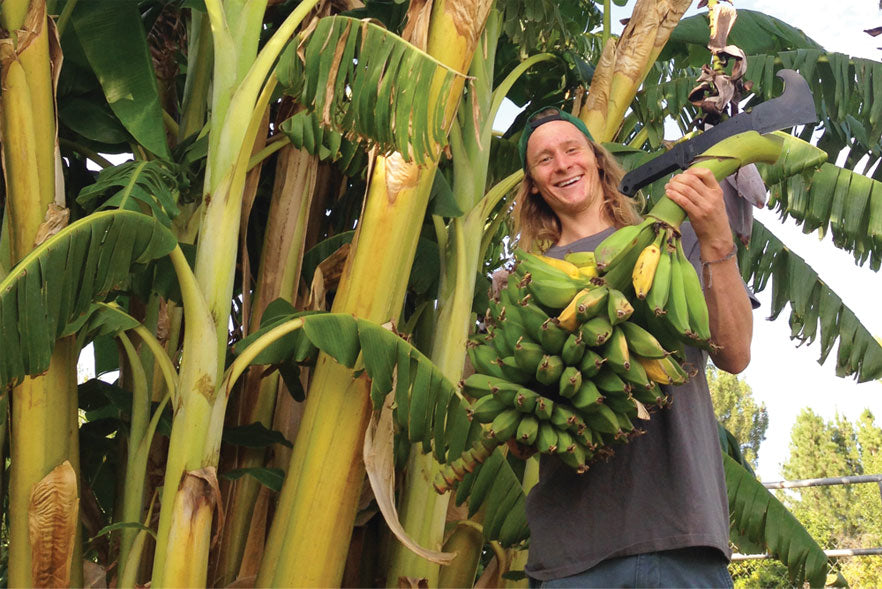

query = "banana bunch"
[
  {"left": 435, "top": 254, "right": 691, "bottom": 493},
  {"left": 594, "top": 209, "right": 712, "bottom": 347}
]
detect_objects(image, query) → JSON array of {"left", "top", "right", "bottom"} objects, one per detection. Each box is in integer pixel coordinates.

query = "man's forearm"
[{"left": 703, "top": 253, "right": 753, "bottom": 373}]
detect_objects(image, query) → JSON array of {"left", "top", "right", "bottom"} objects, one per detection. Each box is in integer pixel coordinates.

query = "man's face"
[{"left": 525, "top": 120, "right": 601, "bottom": 219}]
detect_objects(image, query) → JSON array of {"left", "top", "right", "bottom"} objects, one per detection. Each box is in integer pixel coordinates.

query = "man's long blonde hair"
[{"left": 513, "top": 140, "right": 643, "bottom": 252}]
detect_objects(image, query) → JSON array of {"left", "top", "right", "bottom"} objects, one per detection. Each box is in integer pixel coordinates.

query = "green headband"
[{"left": 518, "top": 107, "right": 594, "bottom": 171}]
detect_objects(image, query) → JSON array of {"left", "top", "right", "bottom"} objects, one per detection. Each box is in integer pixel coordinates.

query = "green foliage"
[
  {"left": 69, "top": 0, "right": 171, "bottom": 158},
  {"left": 76, "top": 160, "right": 184, "bottom": 227},
  {"left": 724, "top": 453, "right": 831, "bottom": 586},
  {"left": 0, "top": 211, "right": 177, "bottom": 387},
  {"left": 738, "top": 220, "right": 882, "bottom": 382},
  {"left": 708, "top": 367, "right": 768, "bottom": 470},
  {"left": 781, "top": 409, "right": 882, "bottom": 584},
  {"left": 279, "top": 15, "right": 464, "bottom": 164}
]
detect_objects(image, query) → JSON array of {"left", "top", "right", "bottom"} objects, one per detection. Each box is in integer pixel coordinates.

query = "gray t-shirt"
[{"left": 525, "top": 223, "right": 747, "bottom": 581}]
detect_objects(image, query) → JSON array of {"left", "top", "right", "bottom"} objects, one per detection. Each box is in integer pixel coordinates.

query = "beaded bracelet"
[{"left": 700, "top": 244, "right": 737, "bottom": 288}]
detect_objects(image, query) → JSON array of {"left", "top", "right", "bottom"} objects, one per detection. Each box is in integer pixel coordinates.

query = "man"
[{"left": 515, "top": 107, "right": 754, "bottom": 587}]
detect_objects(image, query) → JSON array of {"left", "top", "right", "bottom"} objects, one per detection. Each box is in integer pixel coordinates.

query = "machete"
[{"left": 618, "top": 69, "right": 817, "bottom": 196}]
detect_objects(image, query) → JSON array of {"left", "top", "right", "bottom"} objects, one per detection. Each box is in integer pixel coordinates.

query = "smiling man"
[{"left": 512, "top": 107, "right": 754, "bottom": 588}]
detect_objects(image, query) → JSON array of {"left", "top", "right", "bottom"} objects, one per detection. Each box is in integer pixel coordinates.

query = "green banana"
[
  {"left": 538, "top": 318, "right": 569, "bottom": 354},
  {"left": 664, "top": 245, "right": 691, "bottom": 339},
  {"left": 489, "top": 408, "right": 522, "bottom": 441},
  {"left": 467, "top": 343, "right": 505, "bottom": 379},
  {"left": 461, "top": 373, "right": 521, "bottom": 399},
  {"left": 513, "top": 337, "right": 545, "bottom": 373},
  {"left": 645, "top": 248, "right": 673, "bottom": 316},
  {"left": 487, "top": 327, "right": 513, "bottom": 357},
  {"left": 516, "top": 415, "right": 540, "bottom": 445},
  {"left": 563, "top": 251, "right": 597, "bottom": 267},
  {"left": 603, "top": 391, "right": 637, "bottom": 416},
  {"left": 550, "top": 404, "right": 581, "bottom": 432},
  {"left": 469, "top": 394, "right": 508, "bottom": 423},
  {"left": 576, "top": 286, "right": 609, "bottom": 323},
  {"left": 535, "top": 354, "right": 565, "bottom": 386},
  {"left": 578, "top": 349, "right": 606, "bottom": 378},
  {"left": 536, "top": 422, "right": 559, "bottom": 453},
  {"left": 572, "top": 380, "right": 603, "bottom": 412},
  {"left": 558, "top": 442, "right": 591, "bottom": 473},
  {"left": 490, "top": 385, "right": 520, "bottom": 407},
  {"left": 598, "top": 222, "right": 656, "bottom": 291},
  {"left": 676, "top": 239, "right": 712, "bottom": 342},
  {"left": 517, "top": 296, "right": 551, "bottom": 342},
  {"left": 630, "top": 381, "right": 668, "bottom": 407},
  {"left": 602, "top": 327, "right": 631, "bottom": 373},
  {"left": 534, "top": 396, "right": 554, "bottom": 420},
  {"left": 618, "top": 321, "right": 669, "bottom": 359},
  {"left": 561, "top": 332, "right": 586, "bottom": 366},
  {"left": 515, "top": 388, "right": 540, "bottom": 413},
  {"left": 607, "top": 288, "right": 635, "bottom": 325},
  {"left": 579, "top": 315, "right": 613, "bottom": 347},
  {"left": 558, "top": 366, "right": 582, "bottom": 399},
  {"left": 498, "top": 355, "right": 531, "bottom": 384},
  {"left": 583, "top": 403, "right": 622, "bottom": 435},
  {"left": 594, "top": 218, "right": 653, "bottom": 270},
  {"left": 594, "top": 369, "right": 629, "bottom": 395},
  {"left": 554, "top": 429, "right": 576, "bottom": 454},
  {"left": 616, "top": 354, "right": 653, "bottom": 390}
]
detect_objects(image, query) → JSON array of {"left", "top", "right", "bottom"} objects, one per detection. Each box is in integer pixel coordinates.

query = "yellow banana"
[
  {"left": 645, "top": 249, "right": 673, "bottom": 316},
  {"left": 534, "top": 254, "right": 583, "bottom": 279},
  {"left": 635, "top": 354, "right": 688, "bottom": 386},
  {"left": 557, "top": 287, "right": 594, "bottom": 331},
  {"left": 632, "top": 237, "right": 663, "bottom": 299}
]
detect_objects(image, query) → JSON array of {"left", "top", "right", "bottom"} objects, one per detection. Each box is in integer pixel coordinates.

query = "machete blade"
[{"left": 618, "top": 69, "right": 818, "bottom": 196}]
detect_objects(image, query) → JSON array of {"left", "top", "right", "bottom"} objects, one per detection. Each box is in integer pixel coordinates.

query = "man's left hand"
[{"left": 664, "top": 167, "right": 733, "bottom": 261}]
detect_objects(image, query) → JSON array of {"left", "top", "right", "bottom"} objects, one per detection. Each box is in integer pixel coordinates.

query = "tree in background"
[
  {"left": 781, "top": 409, "right": 882, "bottom": 584},
  {"left": 708, "top": 366, "right": 769, "bottom": 470}
]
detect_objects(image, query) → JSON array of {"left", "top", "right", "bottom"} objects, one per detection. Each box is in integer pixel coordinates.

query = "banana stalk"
[
  {"left": 0, "top": 1, "right": 82, "bottom": 585},
  {"left": 258, "top": 1, "right": 493, "bottom": 585},
  {"left": 579, "top": 0, "right": 692, "bottom": 142},
  {"left": 150, "top": 1, "right": 321, "bottom": 584},
  {"left": 386, "top": 11, "right": 502, "bottom": 585},
  {"left": 214, "top": 145, "right": 319, "bottom": 586},
  {"left": 647, "top": 131, "right": 827, "bottom": 228}
]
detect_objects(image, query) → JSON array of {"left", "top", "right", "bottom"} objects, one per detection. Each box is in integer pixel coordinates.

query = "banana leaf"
[
  {"left": 277, "top": 15, "right": 465, "bottom": 164},
  {"left": 232, "top": 308, "right": 530, "bottom": 546},
  {"left": 723, "top": 453, "right": 832, "bottom": 587},
  {"left": 69, "top": 1, "right": 171, "bottom": 159},
  {"left": 738, "top": 220, "right": 882, "bottom": 382},
  {"left": 0, "top": 210, "right": 178, "bottom": 387},
  {"left": 76, "top": 160, "right": 184, "bottom": 227}
]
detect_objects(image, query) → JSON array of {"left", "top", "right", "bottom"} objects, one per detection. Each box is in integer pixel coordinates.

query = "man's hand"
[{"left": 664, "top": 167, "right": 734, "bottom": 263}]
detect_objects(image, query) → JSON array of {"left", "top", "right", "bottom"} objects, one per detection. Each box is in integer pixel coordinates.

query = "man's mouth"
[{"left": 556, "top": 175, "right": 582, "bottom": 188}]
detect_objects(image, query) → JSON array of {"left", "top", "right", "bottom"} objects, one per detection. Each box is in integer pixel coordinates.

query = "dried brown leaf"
[
  {"left": 32, "top": 202, "right": 69, "bottom": 247},
  {"left": 29, "top": 460, "right": 79, "bottom": 588},
  {"left": 363, "top": 391, "right": 456, "bottom": 565}
]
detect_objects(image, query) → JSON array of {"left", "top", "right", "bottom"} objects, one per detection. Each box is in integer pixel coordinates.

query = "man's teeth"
[{"left": 557, "top": 176, "right": 581, "bottom": 187}]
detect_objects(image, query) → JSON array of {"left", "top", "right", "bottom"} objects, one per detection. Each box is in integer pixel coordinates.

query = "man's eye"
[{"left": 539, "top": 155, "right": 552, "bottom": 163}]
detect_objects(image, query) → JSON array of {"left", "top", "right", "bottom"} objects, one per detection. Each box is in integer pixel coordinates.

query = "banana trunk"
[
  {"left": 259, "top": 1, "right": 493, "bottom": 585},
  {"left": 0, "top": 1, "right": 82, "bottom": 586},
  {"left": 214, "top": 145, "right": 319, "bottom": 586},
  {"left": 386, "top": 11, "right": 501, "bottom": 584},
  {"left": 151, "top": 1, "right": 322, "bottom": 584},
  {"left": 579, "top": 0, "right": 692, "bottom": 142}
]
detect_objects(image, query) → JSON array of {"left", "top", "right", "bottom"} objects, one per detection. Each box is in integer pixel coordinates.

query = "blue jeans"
[{"left": 528, "top": 547, "right": 733, "bottom": 588}]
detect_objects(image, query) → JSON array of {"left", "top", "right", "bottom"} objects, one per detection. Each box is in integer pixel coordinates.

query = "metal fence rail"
[{"left": 731, "top": 473, "right": 882, "bottom": 561}]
